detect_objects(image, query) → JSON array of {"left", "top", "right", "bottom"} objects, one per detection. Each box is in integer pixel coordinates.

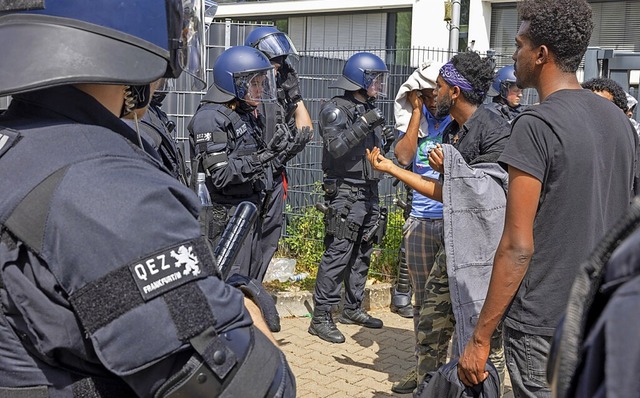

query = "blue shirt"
[{"left": 399, "top": 106, "right": 452, "bottom": 219}]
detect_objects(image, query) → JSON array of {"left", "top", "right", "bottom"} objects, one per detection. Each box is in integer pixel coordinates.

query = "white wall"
[
  {"left": 410, "top": 0, "right": 451, "bottom": 49},
  {"left": 216, "top": 0, "right": 502, "bottom": 52}
]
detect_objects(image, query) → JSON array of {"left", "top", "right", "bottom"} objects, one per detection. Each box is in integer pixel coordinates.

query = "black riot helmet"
[{"left": 0, "top": 0, "right": 215, "bottom": 96}]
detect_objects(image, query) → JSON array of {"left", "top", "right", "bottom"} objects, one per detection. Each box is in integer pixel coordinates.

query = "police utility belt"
[{"left": 316, "top": 178, "right": 387, "bottom": 244}]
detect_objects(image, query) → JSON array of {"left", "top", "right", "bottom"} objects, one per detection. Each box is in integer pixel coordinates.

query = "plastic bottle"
[
  {"left": 289, "top": 272, "right": 309, "bottom": 282},
  {"left": 196, "top": 172, "right": 212, "bottom": 206}
]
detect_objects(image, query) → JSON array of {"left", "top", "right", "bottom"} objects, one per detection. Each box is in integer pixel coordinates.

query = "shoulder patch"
[
  {"left": 0, "top": 128, "right": 21, "bottom": 159},
  {"left": 130, "top": 240, "right": 208, "bottom": 301}
]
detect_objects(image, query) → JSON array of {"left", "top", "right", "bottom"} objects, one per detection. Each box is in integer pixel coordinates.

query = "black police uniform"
[
  {"left": 0, "top": 86, "right": 294, "bottom": 397},
  {"left": 258, "top": 100, "right": 291, "bottom": 282},
  {"left": 124, "top": 103, "right": 190, "bottom": 186},
  {"left": 313, "top": 92, "right": 385, "bottom": 314},
  {"left": 188, "top": 102, "right": 273, "bottom": 280},
  {"left": 258, "top": 73, "right": 307, "bottom": 282},
  {"left": 485, "top": 100, "right": 525, "bottom": 123}
]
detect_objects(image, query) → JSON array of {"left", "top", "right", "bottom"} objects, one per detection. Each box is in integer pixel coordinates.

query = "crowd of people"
[{"left": 0, "top": 0, "right": 639, "bottom": 397}]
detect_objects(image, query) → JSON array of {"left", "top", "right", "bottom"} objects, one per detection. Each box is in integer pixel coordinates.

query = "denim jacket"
[{"left": 441, "top": 144, "right": 508, "bottom": 356}]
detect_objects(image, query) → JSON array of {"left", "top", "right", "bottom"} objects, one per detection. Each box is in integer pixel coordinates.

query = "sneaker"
[
  {"left": 391, "top": 368, "right": 417, "bottom": 394},
  {"left": 308, "top": 310, "right": 345, "bottom": 344},
  {"left": 338, "top": 308, "right": 383, "bottom": 328}
]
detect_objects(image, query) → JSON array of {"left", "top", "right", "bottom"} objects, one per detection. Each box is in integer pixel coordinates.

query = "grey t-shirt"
[{"left": 499, "top": 89, "right": 636, "bottom": 336}]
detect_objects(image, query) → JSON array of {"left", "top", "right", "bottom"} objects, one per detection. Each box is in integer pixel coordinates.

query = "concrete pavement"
[
  {"left": 276, "top": 308, "right": 416, "bottom": 397},
  {"left": 272, "top": 283, "right": 514, "bottom": 397}
]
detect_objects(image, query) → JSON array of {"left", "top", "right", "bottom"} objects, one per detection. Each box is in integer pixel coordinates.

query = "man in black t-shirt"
[{"left": 457, "top": 0, "right": 637, "bottom": 396}]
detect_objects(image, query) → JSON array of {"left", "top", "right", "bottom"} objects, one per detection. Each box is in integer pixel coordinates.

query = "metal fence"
[{"left": 157, "top": 20, "right": 526, "bottom": 279}]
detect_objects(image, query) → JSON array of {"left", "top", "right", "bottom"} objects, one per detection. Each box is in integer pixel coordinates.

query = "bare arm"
[
  {"left": 457, "top": 166, "right": 541, "bottom": 386},
  {"left": 394, "top": 91, "right": 424, "bottom": 166},
  {"left": 366, "top": 147, "right": 442, "bottom": 202},
  {"left": 294, "top": 101, "right": 313, "bottom": 130}
]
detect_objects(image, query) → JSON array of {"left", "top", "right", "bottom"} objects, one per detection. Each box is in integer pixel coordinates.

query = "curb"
[{"left": 270, "top": 282, "right": 393, "bottom": 318}]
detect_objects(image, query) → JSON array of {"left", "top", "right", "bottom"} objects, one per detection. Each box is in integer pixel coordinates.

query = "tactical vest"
[
  {"left": 189, "top": 103, "right": 246, "bottom": 188},
  {"left": 321, "top": 96, "right": 383, "bottom": 181},
  {"left": 140, "top": 105, "right": 190, "bottom": 187}
]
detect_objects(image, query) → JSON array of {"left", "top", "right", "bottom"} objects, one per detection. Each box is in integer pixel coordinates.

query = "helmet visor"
[
  {"left": 235, "top": 68, "right": 277, "bottom": 103},
  {"left": 178, "top": 0, "right": 215, "bottom": 90},
  {"left": 365, "top": 71, "right": 389, "bottom": 98},
  {"left": 256, "top": 32, "right": 298, "bottom": 60}
]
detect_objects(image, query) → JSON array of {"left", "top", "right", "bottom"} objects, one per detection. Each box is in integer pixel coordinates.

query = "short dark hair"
[
  {"left": 518, "top": 0, "right": 593, "bottom": 73},
  {"left": 450, "top": 51, "right": 494, "bottom": 106},
  {"left": 582, "top": 78, "right": 628, "bottom": 112}
]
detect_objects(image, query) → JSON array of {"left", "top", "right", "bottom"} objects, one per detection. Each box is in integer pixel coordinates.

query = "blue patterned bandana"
[{"left": 439, "top": 62, "right": 483, "bottom": 96}]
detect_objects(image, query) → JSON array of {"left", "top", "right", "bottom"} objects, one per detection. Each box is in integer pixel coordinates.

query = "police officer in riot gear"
[
  {"left": 0, "top": 2, "right": 294, "bottom": 397},
  {"left": 123, "top": 79, "right": 190, "bottom": 187},
  {"left": 188, "top": 45, "right": 284, "bottom": 280},
  {"left": 245, "top": 26, "right": 314, "bottom": 282},
  {"left": 486, "top": 65, "right": 525, "bottom": 122},
  {"left": 309, "top": 52, "right": 395, "bottom": 344}
]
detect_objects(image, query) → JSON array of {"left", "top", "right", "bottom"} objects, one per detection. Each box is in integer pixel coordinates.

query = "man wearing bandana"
[
  {"left": 368, "top": 51, "right": 511, "bottom": 391},
  {"left": 435, "top": 53, "right": 511, "bottom": 166}
]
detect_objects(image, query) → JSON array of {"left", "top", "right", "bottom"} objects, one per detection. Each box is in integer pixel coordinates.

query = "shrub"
[{"left": 279, "top": 204, "right": 405, "bottom": 283}]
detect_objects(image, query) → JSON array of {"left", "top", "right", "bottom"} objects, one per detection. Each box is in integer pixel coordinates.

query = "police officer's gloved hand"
[
  {"left": 360, "top": 108, "right": 385, "bottom": 131},
  {"left": 269, "top": 150, "right": 289, "bottom": 171},
  {"left": 226, "top": 273, "right": 281, "bottom": 332},
  {"left": 255, "top": 149, "right": 277, "bottom": 164},
  {"left": 381, "top": 125, "right": 395, "bottom": 152},
  {"left": 286, "top": 126, "right": 313, "bottom": 158},
  {"left": 268, "top": 123, "right": 292, "bottom": 153},
  {"left": 280, "top": 62, "right": 302, "bottom": 104}
]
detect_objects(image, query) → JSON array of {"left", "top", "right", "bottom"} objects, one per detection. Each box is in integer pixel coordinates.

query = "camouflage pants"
[{"left": 416, "top": 247, "right": 506, "bottom": 391}]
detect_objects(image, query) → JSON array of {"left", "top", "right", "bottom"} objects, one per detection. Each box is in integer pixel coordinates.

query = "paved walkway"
[
  {"left": 277, "top": 309, "right": 415, "bottom": 397},
  {"left": 276, "top": 308, "right": 514, "bottom": 397}
]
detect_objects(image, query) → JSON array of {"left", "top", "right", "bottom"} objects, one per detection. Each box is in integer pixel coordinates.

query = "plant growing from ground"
[{"left": 277, "top": 204, "right": 405, "bottom": 285}]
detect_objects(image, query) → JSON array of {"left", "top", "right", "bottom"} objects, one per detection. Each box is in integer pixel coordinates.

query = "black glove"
[
  {"left": 267, "top": 123, "right": 291, "bottom": 153},
  {"left": 268, "top": 150, "right": 289, "bottom": 172},
  {"left": 255, "top": 149, "right": 277, "bottom": 164},
  {"left": 382, "top": 125, "right": 395, "bottom": 152},
  {"left": 360, "top": 108, "right": 385, "bottom": 130},
  {"left": 280, "top": 62, "right": 302, "bottom": 104},
  {"left": 285, "top": 126, "right": 313, "bottom": 159},
  {"left": 226, "top": 274, "right": 281, "bottom": 332}
]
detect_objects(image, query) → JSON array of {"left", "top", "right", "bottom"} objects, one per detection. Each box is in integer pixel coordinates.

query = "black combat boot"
[
  {"left": 339, "top": 307, "right": 383, "bottom": 328},
  {"left": 308, "top": 309, "right": 345, "bottom": 343}
]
